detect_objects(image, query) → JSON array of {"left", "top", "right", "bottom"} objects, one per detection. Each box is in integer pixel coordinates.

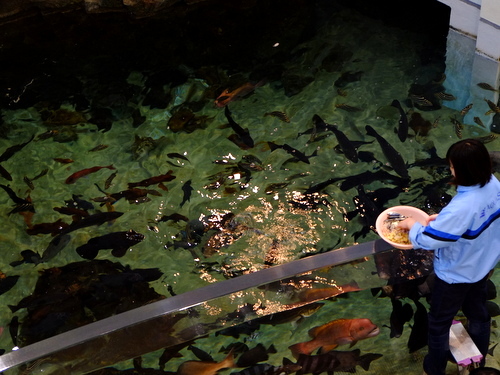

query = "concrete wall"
[{"left": 437, "top": 0, "right": 500, "bottom": 131}]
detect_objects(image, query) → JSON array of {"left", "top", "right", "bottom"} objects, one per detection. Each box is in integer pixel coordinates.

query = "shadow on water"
[{"left": 1, "top": 0, "right": 500, "bottom": 373}]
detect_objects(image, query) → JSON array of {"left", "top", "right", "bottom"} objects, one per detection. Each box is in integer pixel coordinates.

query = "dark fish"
[
  {"left": 128, "top": 170, "right": 176, "bottom": 188},
  {"left": 67, "top": 194, "right": 94, "bottom": 211},
  {"left": 53, "top": 158, "right": 74, "bottom": 164},
  {"left": 365, "top": 125, "right": 409, "bottom": 179},
  {"left": 60, "top": 211, "right": 124, "bottom": 235},
  {"left": 26, "top": 219, "right": 69, "bottom": 236},
  {"left": 264, "top": 111, "right": 290, "bottom": 123},
  {"left": 339, "top": 170, "right": 408, "bottom": 191},
  {"left": 435, "top": 92, "right": 456, "bottom": 101},
  {"left": 0, "top": 164, "right": 12, "bottom": 181},
  {"left": 40, "top": 234, "right": 72, "bottom": 262},
  {"left": 391, "top": 99, "right": 409, "bottom": 142},
  {"left": 158, "top": 213, "right": 189, "bottom": 223},
  {"left": 237, "top": 344, "right": 273, "bottom": 368},
  {"left": 9, "top": 316, "right": 19, "bottom": 346},
  {"left": 88, "top": 144, "right": 108, "bottom": 152},
  {"left": 303, "top": 177, "right": 343, "bottom": 195},
  {"left": 76, "top": 229, "right": 145, "bottom": 259},
  {"left": 224, "top": 106, "right": 254, "bottom": 149},
  {"left": 105, "top": 171, "right": 118, "bottom": 189},
  {"left": 313, "top": 114, "right": 358, "bottom": 162},
  {"left": 255, "top": 303, "right": 324, "bottom": 326},
  {"left": 231, "top": 362, "right": 302, "bottom": 375},
  {"left": 387, "top": 298, "right": 414, "bottom": 338},
  {"left": 293, "top": 349, "right": 382, "bottom": 374},
  {"left": 0, "top": 275, "right": 20, "bottom": 295},
  {"left": 268, "top": 142, "right": 314, "bottom": 164},
  {"left": 10, "top": 249, "right": 42, "bottom": 267},
  {"left": 31, "top": 168, "right": 48, "bottom": 181},
  {"left": 407, "top": 299, "right": 428, "bottom": 353},
  {"left": 335, "top": 103, "right": 363, "bottom": 112},
  {"left": 180, "top": 180, "right": 193, "bottom": 207},
  {"left": 334, "top": 71, "right": 363, "bottom": 88},
  {"left": 0, "top": 135, "right": 34, "bottom": 163},
  {"left": 0, "top": 184, "right": 35, "bottom": 214},
  {"left": 167, "top": 153, "right": 190, "bottom": 162},
  {"left": 477, "top": 82, "right": 498, "bottom": 92},
  {"left": 24, "top": 176, "right": 34, "bottom": 190},
  {"left": 188, "top": 345, "right": 214, "bottom": 362}
]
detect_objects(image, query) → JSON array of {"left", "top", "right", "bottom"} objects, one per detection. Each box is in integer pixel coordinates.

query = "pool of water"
[{"left": 1, "top": 0, "right": 500, "bottom": 373}]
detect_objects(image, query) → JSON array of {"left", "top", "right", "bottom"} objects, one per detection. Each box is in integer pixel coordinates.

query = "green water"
[{"left": 0, "top": 0, "right": 499, "bottom": 373}]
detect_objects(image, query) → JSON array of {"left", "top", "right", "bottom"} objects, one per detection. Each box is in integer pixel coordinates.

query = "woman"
[{"left": 399, "top": 139, "right": 500, "bottom": 375}]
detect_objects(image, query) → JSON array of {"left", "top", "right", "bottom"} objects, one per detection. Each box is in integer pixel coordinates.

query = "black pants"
[{"left": 424, "top": 274, "right": 491, "bottom": 375}]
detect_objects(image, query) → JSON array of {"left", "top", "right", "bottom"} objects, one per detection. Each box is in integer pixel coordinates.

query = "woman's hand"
[{"left": 397, "top": 217, "right": 416, "bottom": 231}]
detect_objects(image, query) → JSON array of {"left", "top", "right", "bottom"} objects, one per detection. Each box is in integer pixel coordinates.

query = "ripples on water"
[{"left": 0, "top": 0, "right": 499, "bottom": 373}]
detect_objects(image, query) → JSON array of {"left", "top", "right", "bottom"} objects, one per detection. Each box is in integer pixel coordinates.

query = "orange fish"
[
  {"left": 289, "top": 318, "right": 380, "bottom": 359},
  {"left": 214, "top": 80, "right": 265, "bottom": 107},
  {"left": 177, "top": 349, "right": 235, "bottom": 375},
  {"left": 65, "top": 165, "right": 115, "bottom": 184}
]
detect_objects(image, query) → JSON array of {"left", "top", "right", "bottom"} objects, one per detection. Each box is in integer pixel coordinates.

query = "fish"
[
  {"left": 484, "top": 98, "right": 500, "bottom": 114},
  {"left": 365, "top": 125, "right": 409, "bottom": 179},
  {"left": 158, "top": 213, "right": 189, "bottom": 223},
  {"left": 0, "top": 164, "right": 12, "bottom": 181},
  {"left": 407, "top": 299, "right": 428, "bottom": 353},
  {"left": 387, "top": 298, "right": 414, "bottom": 338},
  {"left": 65, "top": 165, "right": 115, "bottom": 184},
  {"left": 391, "top": 99, "right": 409, "bottom": 142},
  {"left": 267, "top": 142, "right": 315, "bottom": 164},
  {"left": 177, "top": 349, "right": 236, "bottom": 375},
  {"left": 435, "top": 92, "right": 456, "bottom": 101},
  {"left": 53, "top": 158, "right": 74, "bottom": 164},
  {"left": 337, "top": 88, "right": 348, "bottom": 96},
  {"left": 232, "top": 362, "right": 302, "bottom": 375},
  {"left": 167, "top": 152, "right": 190, "bottom": 162},
  {"left": 460, "top": 103, "right": 473, "bottom": 116},
  {"left": 104, "top": 171, "right": 118, "bottom": 189},
  {"left": 450, "top": 116, "right": 463, "bottom": 139},
  {"left": 312, "top": 114, "right": 358, "bottom": 162},
  {"left": 40, "top": 233, "right": 72, "bottom": 262},
  {"left": 334, "top": 71, "right": 363, "bottom": 88},
  {"left": 295, "top": 281, "right": 360, "bottom": 303},
  {"left": 0, "top": 275, "right": 20, "bottom": 296},
  {"left": 180, "top": 180, "right": 193, "bottom": 207},
  {"left": 31, "top": 168, "right": 48, "bottom": 181},
  {"left": 478, "top": 82, "right": 498, "bottom": 92},
  {"left": 76, "top": 229, "right": 145, "bottom": 259},
  {"left": 59, "top": 211, "right": 124, "bottom": 235},
  {"left": 10, "top": 249, "right": 42, "bottom": 267},
  {"left": 224, "top": 106, "right": 254, "bottom": 149},
  {"left": 288, "top": 318, "right": 380, "bottom": 359},
  {"left": 215, "top": 80, "right": 265, "bottom": 107},
  {"left": 292, "top": 349, "right": 382, "bottom": 374},
  {"left": 409, "top": 95, "right": 433, "bottom": 107},
  {"left": 335, "top": 103, "right": 363, "bottom": 112},
  {"left": 0, "top": 184, "right": 35, "bottom": 213},
  {"left": 474, "top": 117, "right": 486, "bottom": 128},
  {"left": 23, "top": 176, "right": 34, "bottom": 190},
  {"left": 26, "top": 219, "right": 69, "bottom": 236},
  {"left": 0, "top": 135, "right": 34, "bottom": 163},
  {"left": 128, "top": 170, "right": 176, "bottom": 189},
  {"left": 88, "top": 144, "right": 108, "bottom": 152},
  {"left": 236, "top": 344, "right": 275, "bottom": 368},
  {"left": 264, "top": 111, "right": 290, "bottom": 123},
  {"left": 256, "top": 303, "right": 324, "bottom": 326},
  {"left": 8, "top": 316, "right": 19, "bottom": 346}
]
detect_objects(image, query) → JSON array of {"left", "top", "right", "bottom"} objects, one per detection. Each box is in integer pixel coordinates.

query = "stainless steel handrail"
[{"left": 0, "top": 239, "right": 394, "bottom": 373}]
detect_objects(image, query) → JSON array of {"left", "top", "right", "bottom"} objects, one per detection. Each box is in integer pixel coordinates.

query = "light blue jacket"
[{"left": 409, "top": 174, "right": 500, "bottom": 283}]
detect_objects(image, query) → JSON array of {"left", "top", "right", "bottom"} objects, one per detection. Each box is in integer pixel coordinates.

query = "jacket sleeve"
[{"left": 409, "top": 198, "right": 473, "bottom": 250}]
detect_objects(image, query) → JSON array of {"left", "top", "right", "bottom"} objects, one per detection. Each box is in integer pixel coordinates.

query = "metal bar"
[{"left": 0, "top": 239, "right": 393, "bottom": 372}]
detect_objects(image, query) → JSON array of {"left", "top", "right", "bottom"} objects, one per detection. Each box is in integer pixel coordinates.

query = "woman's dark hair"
[{"left": 446, "top": 138, "right": 492, "bottom": 187}]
